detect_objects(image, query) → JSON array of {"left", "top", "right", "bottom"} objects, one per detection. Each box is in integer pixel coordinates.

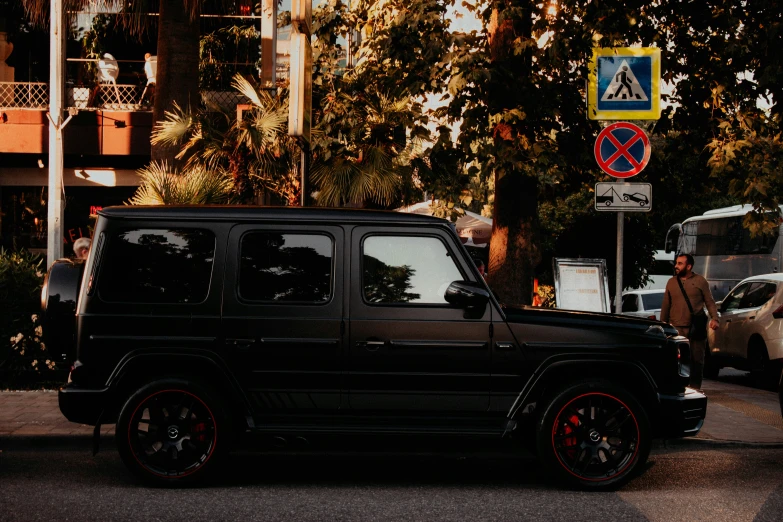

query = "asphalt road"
[{"left": 2, "top": 438, "right": 782, "bottom": 522}]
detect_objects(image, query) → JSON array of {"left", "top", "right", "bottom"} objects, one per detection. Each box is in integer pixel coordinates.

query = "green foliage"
[
  {"left": 129, "top": 162, "right": 236, "bottom": 205},
  {"left": 0, "top": 249, "right": 54, "bottom": 372},
  {"left": 708, "top": 111, "right": 783, "bottom": 237},
  {"left": 149, "top": 75, "right": 300, "bottom": 204},
  {"left": 308, "top": 0, "right": 456, "bottom": 208},
  {"left": 200, "top": 25, "right": 261, "bottom": 90}
]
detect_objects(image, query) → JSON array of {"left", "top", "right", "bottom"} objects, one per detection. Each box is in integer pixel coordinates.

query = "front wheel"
[
  {"left": 536, "top": 381, "right": 651, "bottom": 490},
  {"left": 116, "top": 378, "right": 227, "bottom": 486}
]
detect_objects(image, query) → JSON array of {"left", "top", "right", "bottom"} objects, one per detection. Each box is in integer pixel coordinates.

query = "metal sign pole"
[{"left": 616, "top": 210, "right": 624, "bottom": 313}]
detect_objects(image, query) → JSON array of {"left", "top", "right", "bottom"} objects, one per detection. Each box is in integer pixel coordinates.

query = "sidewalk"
[{"left": 0, "top": 376, "right": 781, "bottom": 444}]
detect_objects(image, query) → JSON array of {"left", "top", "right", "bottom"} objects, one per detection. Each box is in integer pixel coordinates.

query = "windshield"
[{"left": 642, "top": 292, "right": 664, "bottom": 310}]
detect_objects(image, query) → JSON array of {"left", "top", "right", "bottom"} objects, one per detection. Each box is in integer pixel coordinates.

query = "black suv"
[{"left": 44, "top": 206, "right": 706, "bottom": 489}]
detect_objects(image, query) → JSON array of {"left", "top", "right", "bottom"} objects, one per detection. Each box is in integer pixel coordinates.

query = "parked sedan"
[
  {"left": 706, "top": 274, "right": 783, "bottom": 380},
  {"left": 621, "top": 289, "right": 665, "bottom": 320}
]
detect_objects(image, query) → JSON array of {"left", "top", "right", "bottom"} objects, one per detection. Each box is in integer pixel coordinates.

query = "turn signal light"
[{"left": 773, "top": 304, "right": 783, "bottom": 319}]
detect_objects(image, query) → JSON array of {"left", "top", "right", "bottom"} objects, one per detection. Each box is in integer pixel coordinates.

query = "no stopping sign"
[{"left": 594, "top": 122, "right": 651, "bottom": 178}]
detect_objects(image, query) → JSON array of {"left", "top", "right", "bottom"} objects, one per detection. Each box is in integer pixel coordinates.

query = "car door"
[
  {"left": 221, "top": 224, "right": 344, "bottom": 419},
  {"left": 347, "top": 226, "right": 491, "bottom": 419},
  {"left": 714, "top": 282, "right": 750, "bottom": 357},
  {"left": 729, "top": 282, "right": 776, "bottom": 358}
]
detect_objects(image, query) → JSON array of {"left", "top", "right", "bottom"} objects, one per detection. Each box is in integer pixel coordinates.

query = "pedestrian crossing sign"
[{"left": 588, "top": 47, "right": 661, "bottom": 120}]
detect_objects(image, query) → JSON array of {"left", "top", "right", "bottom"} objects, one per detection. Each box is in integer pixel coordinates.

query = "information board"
[{"left": 553, "top": 258, "right": 611, "bottom": 313}]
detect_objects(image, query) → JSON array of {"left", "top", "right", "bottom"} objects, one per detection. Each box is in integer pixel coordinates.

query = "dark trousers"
[{"left": 675, "top": 326, "right": 705, "bottom": 389}]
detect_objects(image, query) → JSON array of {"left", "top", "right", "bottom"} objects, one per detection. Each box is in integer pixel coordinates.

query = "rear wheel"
[
  {"left": 116, "top": 378, "right": 227, "bottom": 485},
  {"left": 749, "top": 339, "right": 777, "bottom": 386},
  {"left": 536, "top": 380, "right": 651, "bottom": 490}
]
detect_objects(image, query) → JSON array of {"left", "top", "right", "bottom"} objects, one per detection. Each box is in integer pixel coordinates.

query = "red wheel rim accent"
[
  {"left": 550, "top": 392, "right": 640, "bottom": 482},
  {"left": 127, "top": 389, "right": 217, "bottom": 479}
]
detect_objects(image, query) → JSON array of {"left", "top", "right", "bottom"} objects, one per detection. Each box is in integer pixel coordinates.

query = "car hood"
[{"left": 501, "top": 305, "right": 678, "bottom": 338}]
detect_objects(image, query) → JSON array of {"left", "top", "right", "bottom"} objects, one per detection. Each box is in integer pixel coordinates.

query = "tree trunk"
[
  {"left": 485, "top": 3, "right": 540, "bottom": 306},
  {"left": 152, "top": 0, "right": 200, "bottom": 163}
]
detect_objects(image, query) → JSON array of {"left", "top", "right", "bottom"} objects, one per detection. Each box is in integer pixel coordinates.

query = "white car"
[
  {"left": 706, "top": 273, "right": 783, "bottom": 379},
  {"left": 621, "top": 289, "right": 665, "bottom": 321}
]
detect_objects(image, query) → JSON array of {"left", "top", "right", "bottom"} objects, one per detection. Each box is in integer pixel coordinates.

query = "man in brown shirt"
[{"left": 661, "top": 253, "right": 720, "bottom": 390}]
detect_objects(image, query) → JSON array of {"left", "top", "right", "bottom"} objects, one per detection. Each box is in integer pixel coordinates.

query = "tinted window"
[
  {"left": 239, "top": 232, "right": 332, "bottom": 303},
  {"left": 100, "top": 229, "right": 215, "bottom": 304},
  {"left": 641, "top": 292, "right": 664, "bottom": 310},
  {"left": 722, "top": 283, "right": 749, "bottom": 312},
  {"left": 362, "top": 235, "right": 463, "bottom": 304},
  {"left": 739, "top": 282, "right": 777, "bottom": 309},
  {"left": 682, "top": 217, "right": 778, "bottom": 257},
  {"left": 622, "top": 294, "right": 638, "bottom": 312}
]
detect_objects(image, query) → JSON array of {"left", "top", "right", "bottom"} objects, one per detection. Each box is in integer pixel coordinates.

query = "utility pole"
[
  {"left": 47, "top": 0, "right": 65, "bottom": 267},
  {"left": 288, "top": 0, "right": 312, "bottom": 207},
  {"left": 260, "top": 0, "right": 277, "bottom": 87}
]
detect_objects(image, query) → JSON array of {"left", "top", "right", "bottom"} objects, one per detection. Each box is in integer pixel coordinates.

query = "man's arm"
[
  {"left": 699, "top": 277, "right": 720, "bottom": 327},
  {"left": 660, "top": 281, "right": 672, "bottom": 323}
]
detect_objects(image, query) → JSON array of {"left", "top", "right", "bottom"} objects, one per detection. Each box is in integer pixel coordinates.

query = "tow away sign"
[
  {"left": 594, "top": 182, "right": 652, "bottom": 212},
  {"left": 588, "top": 47, "right": 661, "bottom": 120}
]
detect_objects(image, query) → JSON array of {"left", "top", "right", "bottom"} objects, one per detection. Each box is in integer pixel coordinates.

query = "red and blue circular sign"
[{"left": 594, "top": 122, "right": 651, "bottom": 178}]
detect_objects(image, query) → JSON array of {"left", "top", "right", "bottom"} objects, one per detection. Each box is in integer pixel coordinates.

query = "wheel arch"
[
  {"left": 509, "top": 358, "right": 660, "bottom": 427},
  {"left": 103, "top": 349, "right": 252, "bottom": 429}
]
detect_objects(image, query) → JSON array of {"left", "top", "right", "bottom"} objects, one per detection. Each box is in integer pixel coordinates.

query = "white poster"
[{"left": 554, "top": 259, "right": 611, "bottom": 313}]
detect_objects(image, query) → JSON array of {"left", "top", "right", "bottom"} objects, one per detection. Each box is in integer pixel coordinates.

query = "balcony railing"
[
  {"left": 0, "top": 65, "right": 291, "bottom": 112},
  {"left": 0, "top": 82, "right": 49, "bottom": 110}
]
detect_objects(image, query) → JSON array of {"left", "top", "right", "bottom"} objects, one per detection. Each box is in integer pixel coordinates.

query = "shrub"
[{"left": 0, "top": 249, "right": 56, "bottom": 373}]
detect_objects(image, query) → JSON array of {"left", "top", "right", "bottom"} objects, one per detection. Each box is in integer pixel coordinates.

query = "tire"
[
  {"left": 535, "top": 380, "right": 651, "bottom": 490},
  {"left": 623, "top": 195, "right": 629, "bottom": 202},
  {"left": 704, "top": 344, "right": 720, "bottom": 380},
  {"left": 116, "top": 378, "right": 228, "bottom": 486}
]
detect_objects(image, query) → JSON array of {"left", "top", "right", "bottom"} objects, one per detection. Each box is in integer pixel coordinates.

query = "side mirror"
[
  {"left": 444, "top": 281, "right": 490, "bottom": 313},
  {"left": 664, "top": 223, "right": 682, "bottom": 254}
]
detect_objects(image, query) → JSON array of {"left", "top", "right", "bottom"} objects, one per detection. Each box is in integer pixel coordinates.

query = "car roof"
[
  {"left": 623, "top": 289, "right": 666, "bottom": 296},
  {"left": 98, "top": 206, "right": 448, "bottom": 225},
  {"left": 738, "top": 273, "right": 783, "bottom": 284}
]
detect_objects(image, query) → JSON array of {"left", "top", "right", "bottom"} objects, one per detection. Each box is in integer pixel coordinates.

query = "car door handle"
[
  {"left": 226, "top": 338, "right": 256, "bottom": 350},
  {"left": 495, "top": 342, "right": 516, "bottom": 351},
  {"left": 356, "top": 340, "right": 386, "bottom": 352}
]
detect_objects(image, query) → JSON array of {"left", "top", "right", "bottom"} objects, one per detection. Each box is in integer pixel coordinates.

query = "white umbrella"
[{"left": 396, "top": 201, "right": 492, "bottom": 247}]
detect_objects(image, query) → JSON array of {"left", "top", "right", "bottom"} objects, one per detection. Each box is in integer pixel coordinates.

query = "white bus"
[{"left": 665, "top": 205, "right": 782, "bottom": 301}]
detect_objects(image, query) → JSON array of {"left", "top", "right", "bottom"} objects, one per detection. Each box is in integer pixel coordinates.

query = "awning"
[{"left": 396, "top": 201, "right": 492, "bottom": 247}]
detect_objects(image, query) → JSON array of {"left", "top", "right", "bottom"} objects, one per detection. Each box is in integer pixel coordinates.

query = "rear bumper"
[
  {"left": 655, "top": 387, "right": 707, "bottom": 438},
  {"left": 58, "top": 384, "right": 110, "bottom": 426}
]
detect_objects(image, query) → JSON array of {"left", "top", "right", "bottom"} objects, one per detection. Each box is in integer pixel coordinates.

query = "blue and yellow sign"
[{"left": 588, "top": 47, "right": 661, "bottom": 120}]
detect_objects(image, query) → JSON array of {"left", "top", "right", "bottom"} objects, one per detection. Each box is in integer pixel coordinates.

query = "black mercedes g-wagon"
[{"left": 44, "top": 206, "right": 706, "bottom": 489}]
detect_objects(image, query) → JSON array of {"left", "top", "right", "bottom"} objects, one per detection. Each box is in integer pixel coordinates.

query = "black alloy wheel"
[
  {"left": 536, "top": 381, "right": 651, "bottom": 490},
  {"left": 117, "top": 379, "right": 226, "bottom": 485}
]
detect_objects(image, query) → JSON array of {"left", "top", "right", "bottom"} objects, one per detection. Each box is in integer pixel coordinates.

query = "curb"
[{"left": 654, "top": 437, "right": 783, "bottom": 450}]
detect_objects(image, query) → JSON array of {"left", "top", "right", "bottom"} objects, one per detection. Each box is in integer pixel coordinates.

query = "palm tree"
[
  {"left": 310, "top": 85, "right": 427, "bottom": 208},
  {"left": 22, "top": 0, "right": 204, "bottom": 163},
  {"left": 151, "top": 73, "right": 300, "bottom": 203},
  {"left": 128, "top": 161, "right": 235, "bottom": 205}
]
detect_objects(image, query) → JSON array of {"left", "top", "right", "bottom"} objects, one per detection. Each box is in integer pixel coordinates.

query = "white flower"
[
  {"left": 31, "top": 360, "right": 37, "bottom": 367},
  {"left": 19, "top": 349, "right": 24, "bottom": 356},
  {"left": 14, "top": 333, "right": 24, "bottom": 343},
  {"left": 35, "top": 326, "right": 42, "bottom": 337},
  {"left": 40, "top": 343, "right": 46, "bottom": 350},
  {"left": 31, "top": 314, "right": 38, "bottom": 322}
]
